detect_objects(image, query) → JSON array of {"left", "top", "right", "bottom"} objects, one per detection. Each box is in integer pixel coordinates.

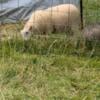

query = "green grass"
[
  {"left": 0, "top": 34, "right": 99, "bottom": 100},
  {"left": 0, "top": 52, "right": 100, "bottom": 100},
  {"left": 83, "top": 0, "right": 100, "bottom": 24},
  {"left": 0, "top": 0, "right": 100, "bottom": 100}
]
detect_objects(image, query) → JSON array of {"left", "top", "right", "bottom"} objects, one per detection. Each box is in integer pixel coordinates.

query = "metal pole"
[{"left": 80, "top": 0, "right": 84, "bottom": 29}]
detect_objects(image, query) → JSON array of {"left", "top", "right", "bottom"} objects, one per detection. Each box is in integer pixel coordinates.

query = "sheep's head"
[
  {"left": 20, "top": 22, "right": 33, "bottom": 40},
  {"left": 21, "top": 29, "right": 31, "bottom": 40}
]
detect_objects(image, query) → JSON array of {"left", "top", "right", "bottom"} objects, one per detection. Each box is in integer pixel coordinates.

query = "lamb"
[
  {"left": 83, "top": 23, "right": 100, "bottom": 49},
  {"left": 83, "top": 23, "right": 100, "bottom": 41},
  {"left": 21, "top": 4, "right": 80, "bottom": 40}
]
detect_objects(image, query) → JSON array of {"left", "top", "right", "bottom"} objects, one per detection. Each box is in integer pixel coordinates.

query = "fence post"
[{"left": 80, "top": 0, "right": 84, "bottom": 29}]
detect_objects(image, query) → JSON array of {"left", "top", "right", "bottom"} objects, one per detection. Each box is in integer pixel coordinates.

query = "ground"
[{"left": 0, "top": 0, "right": 100, "bottom": 100}]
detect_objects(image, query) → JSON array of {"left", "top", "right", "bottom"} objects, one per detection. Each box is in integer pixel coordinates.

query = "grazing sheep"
[
  {"left": 21, "top": 4, "right": 80, "bottom": 40},
  {"left": 83, "top": 23, "right": 100, "bottom": 49},
  {"left": 83, "top": 23, "right": 100, "bottom": 41}
]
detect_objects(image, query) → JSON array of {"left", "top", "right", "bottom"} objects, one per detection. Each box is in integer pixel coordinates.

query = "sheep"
[
  {"left": 83, "top": 23, "right": 100, "bottom": 49},
  {"left": 21, "top": 4, "right": 80, "bottom": 40},
  {"left": 83, "top": 23, "right": 100, "bottom": 41}
]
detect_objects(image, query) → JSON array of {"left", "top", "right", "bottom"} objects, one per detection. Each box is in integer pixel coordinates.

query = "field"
[{"left": 0, "top": 0, "right": 100, "bottom": 100}]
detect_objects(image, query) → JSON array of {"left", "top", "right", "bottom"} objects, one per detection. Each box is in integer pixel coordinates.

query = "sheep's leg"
[
  {"left": 65, "top": 25, "right": 73, "bottom": 36},
  {"left": 87, "top": 40, "right": 97, "bottom": 57},
  {"left": 85, "top": 39, "right": 93, "bottom": 50},
  {"left": 52, "top": 25, "right": 56, "bottom": 33},
  {"left": 41, "top": 31, "right": 48, "bottom": 40}
]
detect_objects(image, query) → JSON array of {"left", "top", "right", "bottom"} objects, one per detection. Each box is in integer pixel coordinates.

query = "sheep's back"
[{"left": 46, "top": 4, "right": 80, "bottom": 26}]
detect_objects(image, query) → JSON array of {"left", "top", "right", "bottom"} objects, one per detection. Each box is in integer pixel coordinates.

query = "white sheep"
[{"left": 21, "top": 4, "right": 80, "bottom": 40}]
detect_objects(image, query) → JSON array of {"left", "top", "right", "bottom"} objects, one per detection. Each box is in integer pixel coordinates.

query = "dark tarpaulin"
[{"left": 0, "top": 0, "right": 80, "bottom": 24}]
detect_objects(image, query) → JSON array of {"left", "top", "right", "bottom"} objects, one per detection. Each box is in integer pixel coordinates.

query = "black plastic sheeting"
[{"left": 0, "top": 0, "right": 80, "bottom": 24}]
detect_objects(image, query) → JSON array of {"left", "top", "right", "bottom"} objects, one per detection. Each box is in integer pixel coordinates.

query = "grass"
[
  {"left": 83, "top": 0, "right": 100, "bottom": 24},
  {"left": 0, "top": 52, "right": 100, "bottom": 100},
  {"left": 0, "top": 0, "right": 100, "bottom": 100}
]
